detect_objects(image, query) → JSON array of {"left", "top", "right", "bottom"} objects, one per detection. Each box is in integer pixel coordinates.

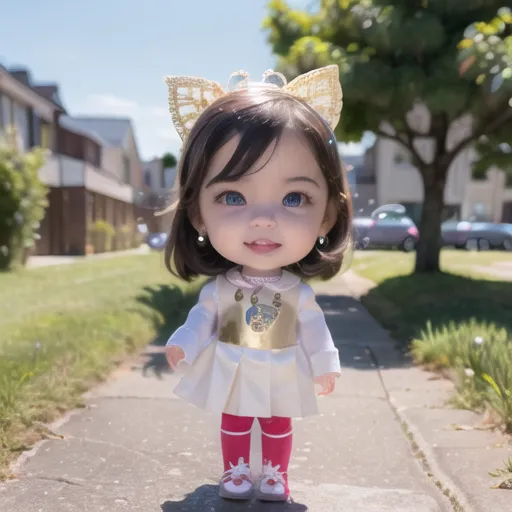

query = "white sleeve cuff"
[
  {"left": 309, "top": 349, "right": 341, "bottom": 378},
  {"left": 166, "top": 327, "right": 200, "bottom": 364}
]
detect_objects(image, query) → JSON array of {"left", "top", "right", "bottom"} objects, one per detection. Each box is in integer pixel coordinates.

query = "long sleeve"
[
  {"left": 166, "top": 279, "right": 217, "bottom": 364},
  {"left": 297, "top": 283, "right": 341, "bottom": 378}
]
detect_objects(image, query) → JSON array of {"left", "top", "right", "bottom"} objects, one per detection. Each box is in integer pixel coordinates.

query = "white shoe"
[
  {"left": 255, "top": 460, "right": 289, "bottom": 501},
  {"left": 219, "top": 457, "right": 254, "bottom": 500}
]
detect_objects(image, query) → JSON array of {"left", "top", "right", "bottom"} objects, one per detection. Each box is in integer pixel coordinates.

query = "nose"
[{"left": 249, "top": 208, "right": 277, "bottom": 229}]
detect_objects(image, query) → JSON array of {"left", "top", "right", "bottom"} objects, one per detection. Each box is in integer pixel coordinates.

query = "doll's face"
[{"left": 196, "top": 129, "right": 333, "bottom": 275}]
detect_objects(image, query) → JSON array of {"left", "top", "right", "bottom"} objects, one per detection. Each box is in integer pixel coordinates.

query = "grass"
[
  {"left": 350, "top": 249, "right": 512, "bottom": 284},
  {"left": 489, "top": 456, "right": 512, "bottom": 489},
  {"left": 350, "top": 250, "right": 512, "bottom": 343},
  {"left": 0, "top": 252, "right": 200, "bottom": 480},
  {"left": 490, "top": 456, "right": 512, "bottom": 478},
  {"left": 351, "top": 249, "right": 512, "bottom": 431}
]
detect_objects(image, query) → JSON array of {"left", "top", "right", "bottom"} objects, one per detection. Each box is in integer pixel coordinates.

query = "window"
[
  {"left": 84, "top": 140, "right": 101, "bottom": 167},
  {"left": 144, "top": 169, "right": 152, "bottom": 187},
  {"left": 123, "top": 155, "right": 131, "bottom": 184},
  {"left": 394, "top": 147, "right": 412, "bottom": 165},
  {"left": 41, "top": 123, "right": 52, "bottom": 149},
  {"left": 14, "top": 102, "right": 30, "bottom": 151},
  {"left": 30, "top": 111, "right": 40, "bottom": 147},
  {"left": 0, "top": 95, "right": 13, "bottom": 128}
]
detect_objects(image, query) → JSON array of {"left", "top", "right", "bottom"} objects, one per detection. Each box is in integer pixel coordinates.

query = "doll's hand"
[
  {"left": 314, "top": 373, "right": 337, "bottom": 396},
  {"left": 165, "top": 345, "right": 185, "bottom": 370}
]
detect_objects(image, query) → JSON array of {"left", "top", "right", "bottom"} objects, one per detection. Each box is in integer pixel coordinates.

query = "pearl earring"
[
  {"left": 197, "top": 232, "right": 207, "bottom": 247},
  {"left": 316, "top": 235, "right": 328, "bottom": 249}
]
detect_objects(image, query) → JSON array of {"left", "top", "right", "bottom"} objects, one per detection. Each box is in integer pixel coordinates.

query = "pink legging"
[{"left": 220, "top": 413, "right": 292, "bottom": 492}]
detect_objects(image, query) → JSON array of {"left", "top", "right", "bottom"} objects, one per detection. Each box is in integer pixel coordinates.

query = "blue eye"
[
  {"left": 283, "top": 192, "right": 305, "bottom": 207},
  {"left": 221, "top": 191, "right": 246, "bottom": 206}
]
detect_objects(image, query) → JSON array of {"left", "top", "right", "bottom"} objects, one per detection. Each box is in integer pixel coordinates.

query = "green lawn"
[
  {"left": 0, "top": 253, "right": 200, "bottom": 479},
  {"left": 350, "top": 249, "right": 512, "bottom": 284},
  {"left": 350, "top": 249, "right": 512, "bottom": 345},
  {"left": 351, "top": 249, "right": 512, "bottom": 430}
]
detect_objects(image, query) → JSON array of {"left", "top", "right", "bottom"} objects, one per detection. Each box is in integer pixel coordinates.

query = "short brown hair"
[{"left": 164, "top": 88, "right": 352, "bottom": 282}]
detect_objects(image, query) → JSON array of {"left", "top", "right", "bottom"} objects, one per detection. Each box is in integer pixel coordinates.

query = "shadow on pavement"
[
  {"left": 161, "top": 484, "right": 308, "bottom": 511},
  {"left": 134, "top": 283, "right": 200, "bottom": 378},
  {"left": 136, "top": 284, "right": 200, "bottom": 345},
  {"left": 315, "top": 294, "right": 414, "bottom": 370},
  {"left": 361, "top": 272, "right": 512, "bottom": 348}
]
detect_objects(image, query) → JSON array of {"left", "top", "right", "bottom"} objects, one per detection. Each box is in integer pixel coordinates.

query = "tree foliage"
[
  {"left": 458, "top": 7, "right": 512, "bottom": 181},
  {"left": 162, "top": 152, "right": 177, "bottom": 169},
  {"left": 0, "top": 127, "right": 49, "bottom": 270},
  {"left": 264, "top": 0, "right": 512, "bottom": 272}
]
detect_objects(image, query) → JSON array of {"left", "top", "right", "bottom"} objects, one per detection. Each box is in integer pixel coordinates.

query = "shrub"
[
  {"left": 118, "top": 224, "right": 132, "bottom": 250},
  {"left": 411, "top": 320, "right": 512, "bottom": 431},
  {"left": 88, "top": 220, "right": 115, "bottom": 253},
  {"left": 131, "top": 228, "right": 143, "bottom": 249},
  {"left": 0, "top": 127, "right": 48, "bottom": 270},
  {"left": 116, "top": 223, "right": 144, "bottom": 250}
]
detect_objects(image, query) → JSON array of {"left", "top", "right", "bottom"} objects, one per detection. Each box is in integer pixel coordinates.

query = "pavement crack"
[
  {"left": 67, "top": 435, "right": 167, "bottom": 468},
  {"left": 364, "top": 345, "right": 467, "bottom": 512},
  {"left": 32, "top": 476, "right": 84, "bottom": 487}
]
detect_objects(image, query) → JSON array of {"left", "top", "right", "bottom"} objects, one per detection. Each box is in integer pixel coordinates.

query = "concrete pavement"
[{"left": 0, "top": 271, "right": 510, "bottom": 511}]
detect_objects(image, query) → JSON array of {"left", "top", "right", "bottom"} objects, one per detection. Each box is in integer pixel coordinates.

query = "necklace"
[
  {"left": 234, "top": 284, "right": 282, "bottom": 332},
  {"left": 241, "top": 274, "right": 281, "bottom": 285}
]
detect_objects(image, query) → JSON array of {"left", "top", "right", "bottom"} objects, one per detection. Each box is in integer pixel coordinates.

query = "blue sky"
[{"left": 1, "top": 0, "right": 371, "bottom": 160}]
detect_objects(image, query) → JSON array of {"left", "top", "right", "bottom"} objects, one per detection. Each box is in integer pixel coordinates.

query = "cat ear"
[
  {"left": 284, "top": 65, "right": 343, "bottom": 130},
  {"left": 164, "top": 76, "right": 225, "bottom": 141}
]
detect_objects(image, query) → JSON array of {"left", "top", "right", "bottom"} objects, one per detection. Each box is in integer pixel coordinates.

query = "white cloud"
[
  {"left": 148, "top": 107, "right": 169, "bottom": 117},
  {"left": 87, "top": 94, "right": 139, "bottom": 113},
  {"left": 157, "top": 128, "right": 178, "bottom": 139}
]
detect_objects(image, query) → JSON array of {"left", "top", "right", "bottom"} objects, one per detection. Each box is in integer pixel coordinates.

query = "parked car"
[
  {"left": 441, "top": 221, "right": 512, "bottom": 251},
  {"left": 352, "top": 204, "right": 419, "bottom": 252},
  {"left": 146, "top": 232, "right": 168, "bottom": 251}
]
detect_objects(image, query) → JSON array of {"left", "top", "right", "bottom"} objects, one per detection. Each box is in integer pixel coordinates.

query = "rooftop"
[{"left": 70, "top": 117, "right": 133, "bottom": 148}]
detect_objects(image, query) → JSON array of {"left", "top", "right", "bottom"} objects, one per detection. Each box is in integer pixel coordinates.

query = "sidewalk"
[
  {"left": 0, "top": 272, "right": 510, "bottom": 511},
  {"left": 25, "top": 245, "right": 151, "bottom": 269}
]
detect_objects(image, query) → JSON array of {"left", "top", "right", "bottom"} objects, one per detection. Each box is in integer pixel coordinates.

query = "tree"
[
  {"left": 0, "top": 127, "right": 48, "bottom": 270},
  {"left": 264, "top": 1, "right": 512, "bottom": 272},
  {"left": 162, "top": 152, "right": 177, "bottom": 169}
]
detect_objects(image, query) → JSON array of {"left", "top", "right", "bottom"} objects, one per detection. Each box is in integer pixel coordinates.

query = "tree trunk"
[{"left": 414, "top": 169, "right": 447, "bottom": 273}]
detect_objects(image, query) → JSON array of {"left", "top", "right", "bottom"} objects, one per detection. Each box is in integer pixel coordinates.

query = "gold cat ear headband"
[{"left": 164, "top": 64, "right": 343, "bottom": 142}]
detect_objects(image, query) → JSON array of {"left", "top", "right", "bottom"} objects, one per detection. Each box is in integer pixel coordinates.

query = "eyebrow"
[
  {"left": 286, "top": 176, "right": 320, "bottom": 188},
  {"left": 206, "top": 175, "right": 320, "bottom": 188}
]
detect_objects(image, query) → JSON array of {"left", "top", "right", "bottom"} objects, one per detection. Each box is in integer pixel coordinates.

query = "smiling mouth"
[{"left": 244, "top": 240, "right": 282, "bottom": 254}]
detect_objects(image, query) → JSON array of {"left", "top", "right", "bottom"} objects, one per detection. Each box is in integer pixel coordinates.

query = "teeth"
[{"left": 254, "top": 241, "right": 271, "bottom": 245}]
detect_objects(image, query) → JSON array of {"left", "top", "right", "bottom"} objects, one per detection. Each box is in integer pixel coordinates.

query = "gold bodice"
[{"left": 216, "top": 275, "right": 300, "bottom": 350}]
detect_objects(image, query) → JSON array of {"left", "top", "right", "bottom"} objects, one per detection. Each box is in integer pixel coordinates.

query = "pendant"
[{"left": 245, "top": 288, "right": 281, "bottom": 332}]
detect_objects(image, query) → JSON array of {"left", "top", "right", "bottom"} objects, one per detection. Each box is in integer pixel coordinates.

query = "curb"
[
  {"left": 366, "top": 344, "right": 475, "bottom": 512},
  {"left": 389, "top": 395, "right": 475, "bottom": 512}
]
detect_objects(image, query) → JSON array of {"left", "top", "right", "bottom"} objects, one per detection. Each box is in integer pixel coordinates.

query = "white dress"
[{"left": 166, "top": 268, "right": 341, "bottom": 418}]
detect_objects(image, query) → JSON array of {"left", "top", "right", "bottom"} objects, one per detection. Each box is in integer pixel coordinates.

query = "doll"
[{"left": 161, "top": 65, "right": 352, "bottom": 502}]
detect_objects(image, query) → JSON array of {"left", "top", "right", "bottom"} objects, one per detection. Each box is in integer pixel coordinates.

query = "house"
[
  {"left": 354, "top": 108, "right": 512, "bottom": 224},
  {"left": 69, "top": 117, "right": 143, "bottom": 189},
  {"left": 143, "top": 157, "right": 176, "bottom": 191},
  {"left": 141, "top": 156, "right": 177, "bottom": 232},
  {"left": 342, "top": 149, "right": 377, "bottom": 217},
  {"left": 0, "top": 64, "right": 148, "bottom": 256},
  {"left": 0, "top": 65, "right": 57, "bottom": 154}
]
